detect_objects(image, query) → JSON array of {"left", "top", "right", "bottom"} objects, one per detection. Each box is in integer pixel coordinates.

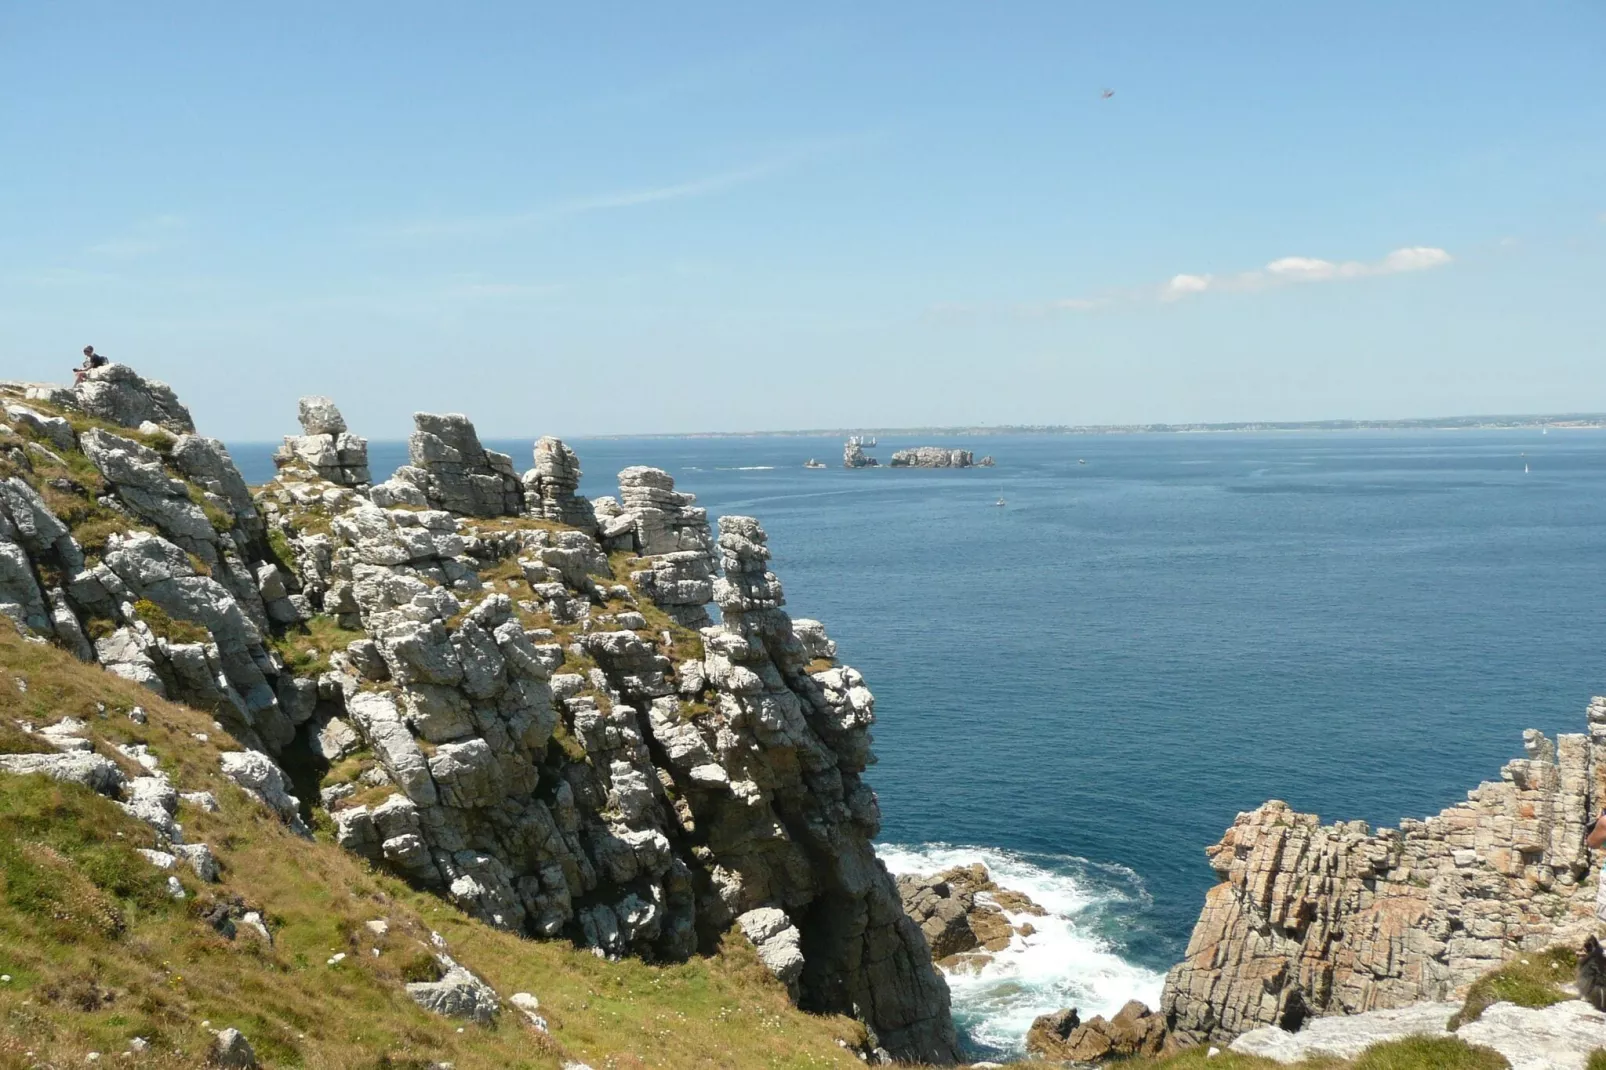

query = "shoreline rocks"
[
  {"left": 1026, "top": 1000, "right": 1168, "bottom": 1063},
  {"left": 896, "top": 863, "right": 1044, "bottom": 970},
  {"left": 1163, "top": 701, "right": 1606, "bottom": 1045}
]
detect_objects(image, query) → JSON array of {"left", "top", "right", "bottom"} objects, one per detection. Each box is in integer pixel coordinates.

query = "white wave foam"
[
  {"left": 715, "top": 465, "right": 777, "bottom": 471},
  {"left": 878, "top": 842, "right": 1166, "bottom": 1057}
]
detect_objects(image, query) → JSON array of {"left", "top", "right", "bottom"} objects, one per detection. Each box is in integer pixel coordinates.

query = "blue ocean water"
[{"left": 229, "top": 430, "right": 1606, "bottom": 1056}]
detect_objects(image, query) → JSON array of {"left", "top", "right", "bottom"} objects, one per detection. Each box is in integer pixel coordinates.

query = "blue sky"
[{"left": 3, "top": 2, "right": 1603, "bottom": 439}]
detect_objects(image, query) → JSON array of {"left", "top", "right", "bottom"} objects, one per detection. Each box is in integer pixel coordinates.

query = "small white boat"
[
  {"left": 1525, "top": 463, "right": 1530, "bottom": 474},
  {"left": 804, "top": 459, "right": 826, "bottom": 469},
  {"left": 994, "top": 496, "right": 1006, "bottom": 507}
]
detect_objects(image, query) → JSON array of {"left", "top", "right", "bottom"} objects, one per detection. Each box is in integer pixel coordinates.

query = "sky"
[{"left": 2, "top": 2, "right": 1603, "bottom": 440}]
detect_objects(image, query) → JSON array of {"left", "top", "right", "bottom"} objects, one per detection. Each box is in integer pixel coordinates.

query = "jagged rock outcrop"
[
  {"left": 1026, "top": 1000, "right": 1168, "bottom": 1062},
  {"left": 523, "top": 436, "right": 594, "bottom": 529},
  {"left": 371, "top": 412, "right": 522, "bottom": 516},
  {"left": 897, "top": 863, "right": 1045, "bottom": 968},
  {"left": 74, "top": 363, "right": 196, "bottom": 433},
  {"left": 596, "top": 467, "right": 717, "bottom": 629},
  {"left": 0, "top": 374, "right": 962, "bottom": 1065},
  {"left": 1163, "top": 706, "right": 1606, "bottom": 1044},
  {"left": 276, "top": 481, "right": 956, "bottom": 1060},
  {"left": 888, "top": 447, "right": 977, "bottom": 468},
  {"left": 273, "top": 396, "right": 371, "bottom": 487}
]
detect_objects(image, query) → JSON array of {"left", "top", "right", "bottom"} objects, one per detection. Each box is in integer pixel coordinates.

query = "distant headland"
[{"left": 589, "top": 413, "right": 1606, "bottom": 441}]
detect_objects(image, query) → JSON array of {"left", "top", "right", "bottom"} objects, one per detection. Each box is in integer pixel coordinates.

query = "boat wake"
[{"left": 877, "top": 842, "right": 1167, "bottom": 1059}]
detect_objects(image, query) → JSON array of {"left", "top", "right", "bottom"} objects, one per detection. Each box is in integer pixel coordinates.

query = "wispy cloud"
[
  {"left": 1044, "top": 245, "right": 1453, "bottom": 313},
  {"left": 381, "top": 149, "right": 816, "bottom": 241},
  {"left": 87, "top": 215, "right": 186, "bottom": 259}
]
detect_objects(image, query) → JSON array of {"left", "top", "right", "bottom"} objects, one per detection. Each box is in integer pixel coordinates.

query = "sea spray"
[{"left": 878, "top": 842, "right": 1167, "bottom": 1058}]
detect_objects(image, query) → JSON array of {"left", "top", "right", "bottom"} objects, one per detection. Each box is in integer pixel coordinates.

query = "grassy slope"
[{"left": 0, "top": 628, "right": 864, "bottom": 1070}]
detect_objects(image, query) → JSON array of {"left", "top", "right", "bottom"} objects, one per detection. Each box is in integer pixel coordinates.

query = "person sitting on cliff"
[
  {"left": 73, "top": 345, "right": 107, "bottom": 384},
  {"left": 1586, "top": 810, "right": 1606, "bottom": 921}
]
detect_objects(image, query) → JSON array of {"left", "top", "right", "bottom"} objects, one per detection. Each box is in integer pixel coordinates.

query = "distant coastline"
[{"left": 581, "top": 413, "right": 1606, "bottom": 441}]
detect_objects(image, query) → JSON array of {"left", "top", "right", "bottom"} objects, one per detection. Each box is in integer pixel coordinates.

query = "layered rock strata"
[
  {"left": 1163, "top": 707, "right": 1606, "bottom": 1044},
  {"left": 523, "top": 436, "right": 595, "bottom": 529}
]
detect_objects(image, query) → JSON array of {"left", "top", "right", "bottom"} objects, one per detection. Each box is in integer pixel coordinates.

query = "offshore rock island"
[{"left": 842, "top": 437, "right": 994, "bottom": 469}]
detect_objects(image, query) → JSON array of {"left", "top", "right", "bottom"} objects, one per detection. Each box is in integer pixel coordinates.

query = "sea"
[{"left": 227, "top": 429, "right": 1606, "bottom": 1059}]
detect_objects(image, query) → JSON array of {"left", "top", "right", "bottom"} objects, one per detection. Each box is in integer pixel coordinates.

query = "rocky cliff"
[
  {"left": 1162, "top": 705, "right": 1606, "bottom": 1045},
  {"left": 0, "top": 366, "right": 960, "bottom": 1064}
]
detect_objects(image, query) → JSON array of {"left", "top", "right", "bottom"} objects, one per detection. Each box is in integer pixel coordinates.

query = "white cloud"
[
  {"left": 1051, "top": 245, "right": 1452, "bottom": 312},
  {"left": 1161, "top": 273, "right": 1214, "bottom": 300}
]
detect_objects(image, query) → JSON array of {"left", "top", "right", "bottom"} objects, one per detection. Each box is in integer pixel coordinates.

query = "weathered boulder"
[
  {"left": 0, "top": 752, "right": 126, "bottom": 795},
  {"left": 73, "top": 363, "right": 195, "bottom": 433},
  {"left": 4, "top": 404, "right": 76, "bottom": 452},
  {"left": 737, "top": 907, "right": 805, "bottom": 998},
  {"left": 1027, "top": 1000, "right": 1167, "bottom": 1062},
  {"left": 219, "top": 750, "right": 308, "bottom": 835},
  {"left": 406, "top": 956, "right": 500, "bottom": 1023},
  {"left": 207, "top": 1027, "right": 256, "bottom": 1068},
  {"left": 896, "top": 863, "right": 1041, "bottom": 967}
]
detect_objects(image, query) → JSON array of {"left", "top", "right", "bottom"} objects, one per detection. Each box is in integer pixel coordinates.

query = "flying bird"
[{"left": 1101, "top": 88, "right": 1115, "bottom": 99}]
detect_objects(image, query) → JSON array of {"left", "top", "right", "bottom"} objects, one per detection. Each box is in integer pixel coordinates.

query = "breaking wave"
[{"left": 877, "top": 842, "right": 1167, "bottom": 1059}]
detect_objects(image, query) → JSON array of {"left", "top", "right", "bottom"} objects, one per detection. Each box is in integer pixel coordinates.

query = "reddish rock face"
[
  {"left": 1026, "top": 999, "right": 1167, "bottom": 1062},
  {"left": 1162, "top": 710, "right": 1606, "bottom": 1045}
]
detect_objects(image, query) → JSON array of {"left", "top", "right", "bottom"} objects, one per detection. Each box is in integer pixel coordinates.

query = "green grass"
[
  {"left": 132, "top": 599, "right": 211, "bottom": 646},
  {"left": 1447, "top": 944, "right": 1577, "bottom": 1028},
  {"left": 1587, "top": 1049, "right": 1606, "bottom": 1070},
  {"left": 0, "top": 627, "right": 869, "bottom": 1069},
  {"left": 271, "top": 614, "right": 368, "bottom": 677}
]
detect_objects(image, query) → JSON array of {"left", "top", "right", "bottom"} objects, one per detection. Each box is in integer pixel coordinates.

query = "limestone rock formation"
[
  {"left": 74, "top": 363, "right": 196, "bottom": 433},
  {"left": 273, "top": 396, "right": 371, "bottom": 487},
  {"left": 888, "top": 447, "right": 977, "bottom": 468},
  {"left": 523, "top": 436, "right": 595, "bottom": 529},
  {"left": 1026, "top": 1000, "right": 1167, "bottom": 1062},
  {"left": 372, "top": 412, "right": 522, "bottom": 516},
  {"left": 0, "top": 372, "right": 962, "bottom": 1065},
  {"left": 1163, "top": 706, "right": 1606, "bottom": 1044}
]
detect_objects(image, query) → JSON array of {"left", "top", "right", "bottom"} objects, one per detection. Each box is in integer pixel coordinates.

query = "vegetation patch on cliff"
[
  {"left": 1447, "top": 944, "right": 1578, "bottom": 1027},
  {"left": 0, "top": 627, "right": 870, "bottom": 1069}
]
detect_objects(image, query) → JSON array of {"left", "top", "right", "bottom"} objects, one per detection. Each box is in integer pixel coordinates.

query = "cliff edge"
[
  {"left": 1162, "top": 704, "right": 1606, "bottom": 1045},
  {"left": 0, "top": 368, "right": 960, "bottom": 1064}
]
